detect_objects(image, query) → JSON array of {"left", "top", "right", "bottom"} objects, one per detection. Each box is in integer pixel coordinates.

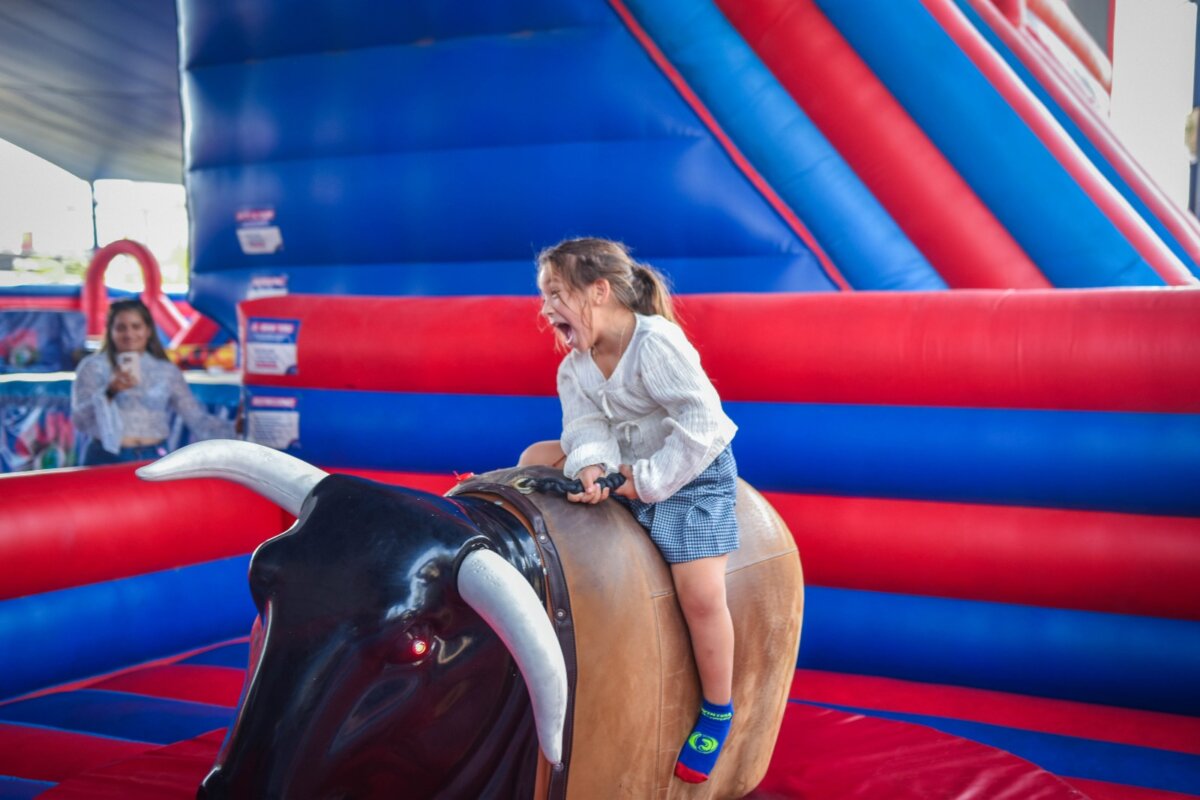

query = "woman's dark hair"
[
  {"left": 101, "top": 298, "right": 169, "bottom": 366},
  {"left": 537, "top": 237, "right": 676, "bottom": 322}
]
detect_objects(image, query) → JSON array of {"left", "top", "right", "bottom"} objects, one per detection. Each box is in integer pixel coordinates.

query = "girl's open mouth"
[{"left": 555, "top": 322, "right": 576, "bottom": 347}]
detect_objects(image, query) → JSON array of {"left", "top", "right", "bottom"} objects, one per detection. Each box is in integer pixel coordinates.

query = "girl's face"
[
  {"left": 539, "top": 269, "right": 592, "bottom": 352},
  {"left": 111, "top": 309, "right": 151, "bottom": 353}
]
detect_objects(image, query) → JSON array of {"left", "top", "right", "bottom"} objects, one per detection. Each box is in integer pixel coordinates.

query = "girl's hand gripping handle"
[{"left": 514, "top": 469, "right": 627, "bottom": 501}]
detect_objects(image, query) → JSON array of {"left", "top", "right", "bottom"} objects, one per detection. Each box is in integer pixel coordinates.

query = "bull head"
[{"left": 138, "top": 440, "right": 567, "bottom": 798}]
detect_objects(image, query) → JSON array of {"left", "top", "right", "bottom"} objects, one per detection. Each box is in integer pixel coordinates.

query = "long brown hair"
[
  {"left": 101, "top": 298, "right": 169, "bottom": 367},
  {"left": 536, "top": 238, "right": 676, "bottom": 322}
]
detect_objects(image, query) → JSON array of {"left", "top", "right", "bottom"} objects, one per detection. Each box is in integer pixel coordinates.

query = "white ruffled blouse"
[{"left": 557, "top": 313, "right": 737, "bottom": 504}]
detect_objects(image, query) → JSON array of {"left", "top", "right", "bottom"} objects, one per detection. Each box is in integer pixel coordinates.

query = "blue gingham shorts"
[{"left": 621, "top": 446, "right": 740, "bottom": 564}]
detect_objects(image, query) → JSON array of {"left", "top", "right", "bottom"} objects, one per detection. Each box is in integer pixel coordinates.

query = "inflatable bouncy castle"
[{"left": 1, "top": 0, "right": 1198, "bottom": 797}]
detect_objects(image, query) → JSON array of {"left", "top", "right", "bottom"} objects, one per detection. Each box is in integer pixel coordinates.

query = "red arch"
[{"left": 82, "top": 239, "right": 188, "bottom": 339}]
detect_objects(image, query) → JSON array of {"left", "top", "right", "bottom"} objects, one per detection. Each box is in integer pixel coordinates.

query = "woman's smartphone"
[{"left": 116, "top": 351, "right": 140, "bottom": 382}]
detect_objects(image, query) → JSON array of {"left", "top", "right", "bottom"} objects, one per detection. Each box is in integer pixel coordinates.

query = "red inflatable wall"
[{"left": 240, "top": 290, "right": 1200, "bottom": 412}]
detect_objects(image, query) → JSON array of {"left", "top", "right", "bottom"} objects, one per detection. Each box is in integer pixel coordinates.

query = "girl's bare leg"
[
  {"left": 517, "top": 440, "right": 566, "bottom": 469},
  {"left": 671, "top": 555, "right": 734, "bottom": 703},
  {"left": 670, "top": 555, "right": 735, "bottom": 782}
]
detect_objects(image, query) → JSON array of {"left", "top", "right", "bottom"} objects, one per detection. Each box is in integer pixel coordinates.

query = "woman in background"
[{"left": 71, "top": 298, "right": 236, "bottom": 465}]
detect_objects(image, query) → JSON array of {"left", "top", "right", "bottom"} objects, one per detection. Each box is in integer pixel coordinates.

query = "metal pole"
[
  {"left": 1191, "top": 0, "right": 1200, "bottom": 215},
  {"left": 90, "top": 180, "right": 99, "bottom": 251}
]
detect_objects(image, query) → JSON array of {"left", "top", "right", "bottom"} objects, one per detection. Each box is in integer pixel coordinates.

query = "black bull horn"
[{"left": 136, "top": 440, "right": 568, "bottom": 766}]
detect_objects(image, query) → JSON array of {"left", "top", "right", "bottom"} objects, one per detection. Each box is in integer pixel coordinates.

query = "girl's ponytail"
[
  {"left": 538, "top": 237, "right": 677, "bottom": 322},
  {"left": 632, "top": 262, "right": 676, "bottom": 323}
]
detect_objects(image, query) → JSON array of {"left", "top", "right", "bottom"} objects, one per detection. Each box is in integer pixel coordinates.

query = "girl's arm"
[
  {"left": 166, "top": 365, "right": 237, "bottom": 441},
  {"left": 558, "top": 362, "right": 621, "bottom": 479},
  {"left": 70, "top": 356, "right": 124, "bottom": 454},
  {"left": 634, "top": 333, "right": 727, "bottom": 503}
]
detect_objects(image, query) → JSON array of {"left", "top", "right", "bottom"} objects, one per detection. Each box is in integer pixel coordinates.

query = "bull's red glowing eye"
[{"left": 411, "top": 639, "right": 429, "bottom": 657}]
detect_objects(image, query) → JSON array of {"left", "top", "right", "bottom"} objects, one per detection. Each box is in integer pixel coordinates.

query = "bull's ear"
[
  {"left": 457, "top": 549, "right": 568, "bottom": 766},
  {"left": 136, "top": 440, "right": 327, "bottom": 516}
]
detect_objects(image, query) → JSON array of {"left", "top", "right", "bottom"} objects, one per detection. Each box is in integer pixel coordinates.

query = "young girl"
[{"left": 520, "top": 237, "right": 740, "bottom": 784}]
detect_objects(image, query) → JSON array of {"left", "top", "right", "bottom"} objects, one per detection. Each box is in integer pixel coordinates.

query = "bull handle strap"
[
  {"left": 514, "top": 472, "right": 626, "bottom": 497},
  {"left": 450, "top": 478, "right": 577, "bottom": 800}
]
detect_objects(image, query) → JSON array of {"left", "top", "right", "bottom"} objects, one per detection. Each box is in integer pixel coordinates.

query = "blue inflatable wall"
[{"left": 181, "top": 0, "right": 841, "bottom": 331}]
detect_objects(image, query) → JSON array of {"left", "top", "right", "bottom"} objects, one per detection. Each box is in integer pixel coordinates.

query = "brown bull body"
[
  {"left": 138, "top": 442, "right": 802, "bottom": 799},
  {"left": 454, "top": 466, "right": 804, "bottom": 799}
]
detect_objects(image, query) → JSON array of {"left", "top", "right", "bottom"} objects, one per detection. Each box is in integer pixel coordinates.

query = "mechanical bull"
[{"left": 138, "top": 441, "right": 803, "bottom": 799}]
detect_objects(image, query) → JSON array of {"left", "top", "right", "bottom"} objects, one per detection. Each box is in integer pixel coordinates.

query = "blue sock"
[{"left": 675, "top": 698, "right": 734, "bottom": 783}]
